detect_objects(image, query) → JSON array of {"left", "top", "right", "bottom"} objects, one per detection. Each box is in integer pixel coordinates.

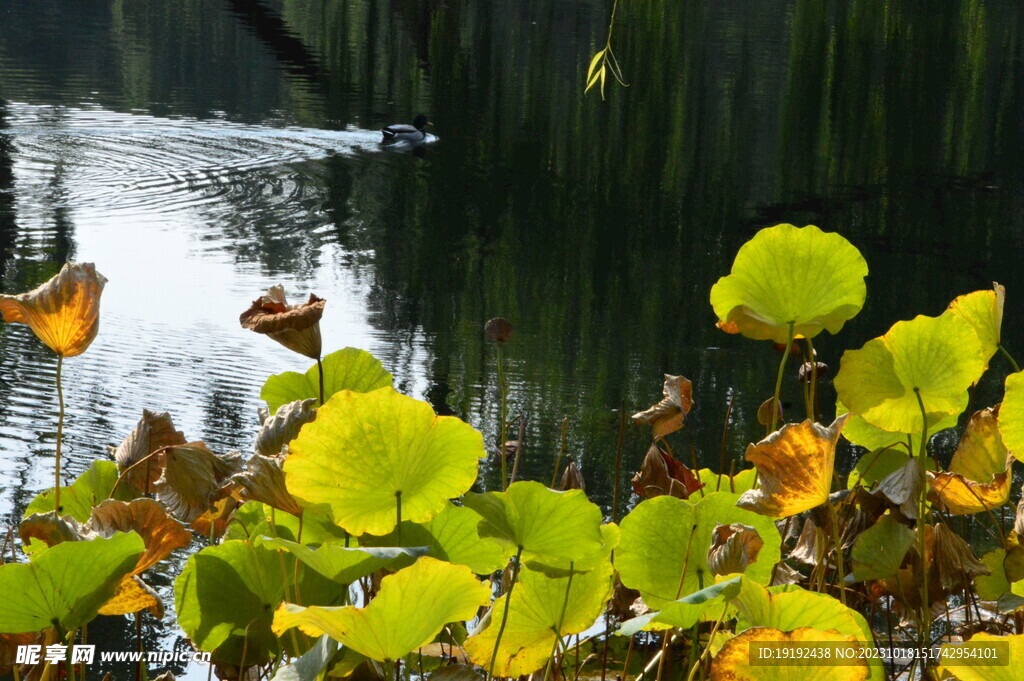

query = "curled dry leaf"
[
  {"left": 790, "top": 517, "right": 819, "bottom": 566},
  {"left": 631, "top": 443, "right": 704, "bottom": 499},
  {"left": 928, "top": 407, "right": 1012, "bottom": 515},
  {"left": 154, "top": 444, "right": 243, "bottom": 523},
  {"left": 112, "top": 409, "right": 187, "bottom": 494},
  {"left": 706, "top": 524, "right": 764, "bottom": 576},
  {"left": 189, "top": 495, "right": 240, "bottom": 540},
  {"left": 558, "top": 460, "right": 585, "bottom": 492},
  {"left": 737, "top": 415, "right": 849, "bottom": 518},
  {"left": 254, "top": 398, "right": 317, "bottom": 457},
  {"left": 870, "top": 457, "right": 925, "bottom": 520},
  {"left": 239, "top": 285, "right": 325, "bottom": 359},
  {"left": 232, "top": 455, "right": 303, "bottom": 516},
  {"left": 19, "top": 511, "right": 85, "bottom": 549},
  {"left": 0, "top": 262, "right": 107, "bottom": 357},
  {"left": 88, "top": 499, "right": 191, "bottom": 574},
  {"left": 931, "top": 523, "right": 990, "bottom": 592},
  {"left": 484, "top": 317, "right": 513, "bottom": 343},
  {"left": 632, "top": 375, "right": 694, "bottom": 439}
]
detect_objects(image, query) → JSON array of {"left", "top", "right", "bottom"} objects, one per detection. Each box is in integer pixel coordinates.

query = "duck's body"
[{"left": 381, "top": 114, "right": 431, "bottom": 145}]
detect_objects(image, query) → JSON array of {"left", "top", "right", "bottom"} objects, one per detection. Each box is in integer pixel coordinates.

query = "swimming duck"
[{"left": 381, "top": 114, "right": 431, "bottom": 144}]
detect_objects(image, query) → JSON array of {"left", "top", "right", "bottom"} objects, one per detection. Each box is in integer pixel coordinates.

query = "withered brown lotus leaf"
[
  {"left": 871, "top": 457, "right": 925, "bottom": 519},
  {"left": 707, "top": 523, "right": 764, "bottom": 576},
  {"left": 771, "top": 561, "right": 805, "bottom": 585},
  {"left": 154, "top": 444, "right": 243, "bottom": 523},
  {"left": 737, "top": 415, "right": 849, "bottom": 518},
  {"left": 98, "top": 575, "right": 163, "bottom": 618},
  {"left": 789, "top": 517, "right": 820, "bottom": 566},
  {"left": 19, "top": 511, "right": 87, "bottom": 548},
  {"left": 0, "top": 262, "right": 107, "bottom": 357},
  {"left": 558, "top": 460, "right": 585, "bottom": 492},
  {"left": 232, "top": 454, "right": 303, "bottom": 516},
  {"left": 484, "top": 317, "right": 513, "bottom": 343},
  {"left": 1015, "top": 491, "right": 1024, "bottom": 537},
  {"left": 928, "top": 407, "right": 1012, "bottom": 515},
  {"left": 190, "top": 495, "right": 239, "bottom": 540},
  {"left": 632, "top": 375, "right": 694, "bottom": 439},
  {"left": 631, "top": 443, "right": 704, "bottom": 499},
  {"left": 0, "top": 632, "right": 44, "bottom": 677},
  {"left": 113, "top": 409, "right": 186, "bottom": 493},
  {"left": 254, "top": 398, "right": 317, "bottom": 457},
  {"left": 607, "top": 576, "right": 643, "bottom": 623},
  {"left": 756, "top": 397, "right": 783, "bottom": 427},
  {"left": 88, "top": 499, "right": 191, "bottom": 574},
  {"left": 240, "top": 285, "right": 325, "bottom": 359},
  {"left": 932, "top": 522, "right": 990, "bottom": 592},
  {"left": 709, "top": 627, "right": 868, "bottom": 680}
]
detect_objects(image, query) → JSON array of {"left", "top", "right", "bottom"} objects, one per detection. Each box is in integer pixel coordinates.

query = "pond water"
[{"left": 0, "top": 0, "right": 1022, "bottom": 676}]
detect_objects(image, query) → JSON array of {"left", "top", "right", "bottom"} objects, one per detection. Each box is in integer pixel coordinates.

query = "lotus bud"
[
  {"left": 558, "top": 460, "right": 586, "bottom": 492},
  {"left": 0, "top": 262, "right": 107, "bottom": 357},
  {"left": 798, "top": 361, "right": 829, "bottom": 383},
  {"left": 484, "top": 317, "right": 513, "bottom": 343},
  {"left": 240, "top": 285, "right": 325, "bottom": 359}
]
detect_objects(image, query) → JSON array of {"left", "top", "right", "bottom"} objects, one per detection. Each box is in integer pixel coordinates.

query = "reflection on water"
[{"left": 1, "top": 0, "right": 1023, "bottom": 676}]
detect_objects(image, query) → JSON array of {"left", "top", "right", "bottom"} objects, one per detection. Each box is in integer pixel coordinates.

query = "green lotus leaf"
[
  {"left": 463, "top": 559, "right": 614, "bottom": 677},
  {"left": 974, "top": 549, "right": 1024, "bottom": 606},
  {"left": 262, "top": 347, "right": 393, "bottom": 413},
  {"left": 837, "top": 394, "right": 966, "bottom": 453},
  {"left": 615, "top": 492, "right": 781, "bottom": 608},
  {"left": 260, "top": 536, "right": 426, "bottom": 583},
  {"left": 619, "top": 575, "right": 744, "bottom": 634},
  {"left": 846, "top": 449, "right": 938, "bottom": 489},
  {"left": 0, "top": 532, "right": 143, "bottom": 633},
  {"left": 270, "top": 635, "right": 338, "bottom": 681},
  {"left": 696, "top": 468, "right": 757, "bottom": 495},
  {"left": 709, "top": 224, "right": 868, "bottom": 343},
  {"left": 175, "top": 539, "right": 288, "bottom": 664},
  {"left": 286, "top": 387, "right": 483, "bottom": 536},
  {"left": 729, "top": 579, "right": 883, "bottom": 681},
  {"left": 224, "top": 501, "right": 346, "bottom": 545},
  {"left": 936, "top": 632, "right": 1021, "bottom": 680},
  {"left": 998, "top": 371, "right": 1024, "bottom": 462},
  {"left": 358, "top": 502, "right": 511, "bottom": 575},
  {"left": 462, "top": 481, "right": 605, "bottom": 570},
  {"left": 24, "top": 459, "right": 133, "bottom": 522},
  {"left": 850, "top": 514, "right": 915, "bottom": 581},
  {"left": 834, "top": 313, "right": 985, "bottom": 434},
  {"left": 272, "top": 556, "right": 490, "bottom": 663}
]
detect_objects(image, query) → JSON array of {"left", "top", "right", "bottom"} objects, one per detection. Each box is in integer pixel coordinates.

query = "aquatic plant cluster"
[{"left": 1, "top": 223, "right": 1023, "bottom": 681}]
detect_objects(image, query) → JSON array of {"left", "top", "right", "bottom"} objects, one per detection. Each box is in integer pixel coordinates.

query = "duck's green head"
[{"left": 413, "top": 114, "right": 431, "bottom": 130}]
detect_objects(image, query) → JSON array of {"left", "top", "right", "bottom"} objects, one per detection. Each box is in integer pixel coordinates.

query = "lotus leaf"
[
  {"left": 631, "top": 444, "right": 704, "bottom": 499},
  {"left": 737, "top": 416, "right": 848, "bottom": 518},
  {"left": 286, "top": 387, "right": 482, "bottom": 535},
  {"left": 846, "top": 448, "right": 938, "bottom": 490},
  {"left": 155, "top": 443, "right": 243, "bottom": 523},
  {"left": 946, "top": 284, "right": 1004, "bottom": 366},
  {"left": 358, "top": 502, "right": 510, "bottom": 574},
  {"left": 616, "top": 492, "right": 780, "bottom": 608},
  {"left": 850, "top": 514, "right": 915, "bottom": 581},
  {"left": 233, "top": 454, "right": 303, "bottom": 516},
  {"left": 24, "top": 459, "right": 133, "bottom": 522},
  {"left": 240, "top": 286, "right": 325, "bottom": 359},
  {"left": 619, "top": 575, "right": 743, "bottom": 633},
  {"left": 98, "top": 575, "right": 163, "bottom": 618},
  {"left": 631, "top": 375, "right": 694, "bottom": 439},
  {"left": 0, "top": 262, "right": 107, "bottom": 357},
  {"left": 709, "top": 627, "right": 869, "bottom": 680},
  {"left": 998, "top": 371, "right": 1024, "bottom": 462},
  {"left": 112, "top": 409, "right": 186, "bottom": 493},
  {"left": 255, "top": 398, "right": 317, "bottom": 456},
  {"left": 271, "top": 635, "right": 338, "bottom": 681},
  {"left": 834, "top": 313, "right": 985, "bottom": 435},
  {"left": 462, "top": 481, "right": 605, "bottom": 570},
  {"left": 974, "top": 549, "right": 1024, "bottom": 608},
  {"left": 928, "top": 407, "right": 1012, "bottom": 515},
  {"left": 0, "top": 532, "right": 143, "bottom": 633},
  {"left": 708, "top": 524, "right": 765, "bottom": 576},
  {"left": 224, "top": 501, "right": 347, "bottom": 545},
  {"left": 936, "top": 632, "right": 1021, "bottom": 681},
  {"left": 260, "top": 537, "right": 426, "bottom": 583},
  {"left": 262, "top": 348, "right": 392, "bottom": 414},
  {"left": 191, "top": 496, "right": 240, "bottom": 539},
  {"left": 88, "top": 498, "right": 192, "bottom": 574},
  {"left": 272, "top": 557, "right": 490, "bottom": 663},
  {"left": 709, "top": 224, "right": 868, "bottom": 343},
  {"left": 696, "top": 468, "right": 757, "bottom": 495},
  {"left": 463, "top": 559, "right": 614, "bottom": 677},
  {"left": 838, "top": 394, "right": 966, "bottom": 453}
]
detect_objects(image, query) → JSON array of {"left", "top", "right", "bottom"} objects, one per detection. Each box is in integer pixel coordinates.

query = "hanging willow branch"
[{"left": 585, "top": 0, "right": 628, "bottom": 98}]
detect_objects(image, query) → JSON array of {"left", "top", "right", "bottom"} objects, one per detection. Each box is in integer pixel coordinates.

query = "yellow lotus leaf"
[
  {"left": 87, "top": 499, "right": 192, "bottom": 574},
  {"left": 98, "top": 575, "right": 163, "bottom": 618},
  {"left": 632, "top": 375, "right": 694, "bottom": 439},
  {"left": 154, "top": 443, "right": 243, "bottom": 523},
  {"left": 928, "top": 408, "right": 1012, "bottom": 515},
  {"left": 936, "top": 632, "right": 1019, "bottom": 680},
  {"left": 710, "top": 224, "right": 868, "bottom": 343},
  {"left": 837, "top": 395, "right": 965, "bottom": 452},
  {"left": 709, "top": 627, "right": 868, "bottom": 680},
  {"left": 947, "top": 284, "right": 1005, "bottom": 366},
  {"left": 272, "top": 557, "right": 490, "bottom": 662},
  {"left": 834, "top": 313, "right": 985, "bottom": 434},
  {"left": 998, "top": 371, "right": 1024, "bottom": 462},
  {"left": 190, "top": 496, "right": 240, "bottom": 539},
  {"left": 0, "top": 262, "right": 107, "bottom": 357},
  {"left": 737, "top": 415, "right": 849, "bottom": 518}
]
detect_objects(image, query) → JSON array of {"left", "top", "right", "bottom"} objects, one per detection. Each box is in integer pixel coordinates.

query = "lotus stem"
[
  {"left": 552, "top": 417, "right": 569, "bottom": 488},
  {"left": 543, "top": 563, "right": 575, "bottom": 681},
  {"left": 827, "top": 502, "right": 848, "bottom": 606},
  {"left": 316, "top": 356, "right": 325, "bottom": 406},
  {"left": 497, "top": 344, "right": 509, "bottom": 490},
  {"left": 54, "top": 355, "right": 64, "bottom": 512},
  {"left": 913, "top": 388, "right": 931, "bottom": 667},
  {"left": 509, "top": 415, "right": 527, "bottom": 485},
  {"left": 999, "top": 345, "right": 1020, "bottom": 373},
  {"left": 769, "top": 322, "right": 795, "bottom": 434},
  {"left": 716, "top": 393, "right": 734, "bottom": 492},
  {"left": 807, "top": 337, "right": 818, "bottom": 421},
  {"left": 487, "top": 546, "right": 524, "bottom": 681}
]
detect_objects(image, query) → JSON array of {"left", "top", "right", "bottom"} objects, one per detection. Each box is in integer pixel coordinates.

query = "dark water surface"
[{"left": 1, "top": 0, "right": 1023, "bottom": 676}]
